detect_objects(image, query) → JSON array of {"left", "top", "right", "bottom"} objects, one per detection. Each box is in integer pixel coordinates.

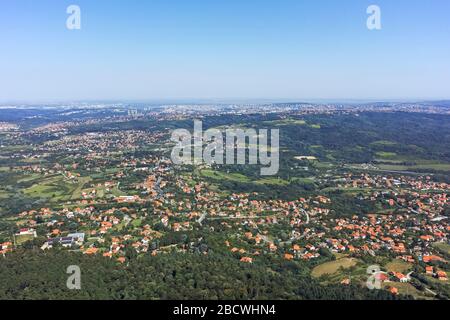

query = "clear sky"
[{"left": 1, "top": 0, "right": 449, "bottom": 102}]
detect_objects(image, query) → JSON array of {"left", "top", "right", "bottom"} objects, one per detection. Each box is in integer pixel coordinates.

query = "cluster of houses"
[
  {"left": 5, "top": 169, "right": 447, "bottom": 274},
  {"left": 1, "top": 123, "right": 449, "bottom": 297}
]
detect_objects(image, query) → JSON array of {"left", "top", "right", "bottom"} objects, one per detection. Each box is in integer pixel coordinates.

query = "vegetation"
[{"left": 0, "top": 250, "right": 405, "bottom": 300}]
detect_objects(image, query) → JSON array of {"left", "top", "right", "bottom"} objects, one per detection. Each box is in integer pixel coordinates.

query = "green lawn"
[
  {"left": 378, "top": 163, "right": 450, "bottom": 172},
  {"left": 0, "top": 190, "right": 12, "bottom": 199},
  {"left": 262, "top": 119, "right": 306, "bottom": 126},
  {"left": 70, "top": 177, "right": 92, "bottom": 200},
  {"left": 376, "top": 152, "right": 398, "bottom": 159},
  {"left": 385, "top": 259, "right": 413, "bottom": 273},
  {"left": 22, "top": 175, "right": 92, "bottom": 202},
  {"left": 201, "top": 170, "right": 314, "bottom": 187},
  {"left": 201, "top": 170, "right": 251, "bottom": 183},
  {"left": 131, "top": 219, "right": 142, "bottom": 227},
  {"left": 433, "top": 242, "right": 450, "bottom": 255},
  {"left": 15, "top": 234, "right": 35, "bottom": 245},
  {"left": 311, "top": 258, "right": 359, "bottom": 278},
  {"left": 255, "top": 177, "right": 290, "bottom": 186},
  {"left": 370, "top": 140, "right": 398, "bottom": 147},
  {"left": 382, "top": 282, "right": 431, "bottom": 300}
]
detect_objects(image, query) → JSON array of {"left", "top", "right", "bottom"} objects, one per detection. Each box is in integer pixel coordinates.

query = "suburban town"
[{"left": 1, "top": 103, "right": 449, "bottom": 300}]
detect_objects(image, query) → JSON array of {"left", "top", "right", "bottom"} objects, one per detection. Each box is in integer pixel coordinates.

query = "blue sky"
[{"left": 1, "top": 0, "right": 449, "bottom": 102}]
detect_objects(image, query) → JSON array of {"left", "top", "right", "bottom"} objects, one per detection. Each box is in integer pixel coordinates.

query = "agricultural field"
[
  {"left": 385, "top": 260, "right": 413, "bottom": 273},
  {"left": 15, "top": 233, "right": 35, "bottom": 245},
  {"left": 376, "top": 162, "right": 450, "bottom": 172},
  {"left": 382, "top": 283, "right": 431, "bottom": 300},
  {"left": 200, "top": 169, "right": 251, "bottom": 183},
  {"left": 311, "top": 257, "right": 359, "bottom": 278},
  {"left": 262, "top": 119, "right": 307, "bottom": 126},
  {"left": 22, "top": 175, "right": 92, "bottom": 202},
  {"left": 433, "top": 242, "right": 450, "bottom": 255}
]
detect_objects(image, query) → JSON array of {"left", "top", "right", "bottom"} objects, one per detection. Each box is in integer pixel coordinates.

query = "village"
[{"left": 0, "top": 107, "right": 449, "bottom": 300}]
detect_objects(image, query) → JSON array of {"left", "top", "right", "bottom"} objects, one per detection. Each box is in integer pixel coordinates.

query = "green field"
[
  {"left": 311, "top": 258, "right": 359, "bottom": 278},
  {"left": 382, "top": 282, "right": 431, "bottom": 300},
  {"left": 371, "top": 151, "right": 450, "bottom": 171},
  {"left": 255, "top": 177, "right": 290, "bottom": 186},
  {"left": 0, "top": 145, "right": 33, "bottom": 152},
  {"left": 385, "top": 259, "right": 413, "bottom": 273},
  {"left": 131, "top": 219, "right": 142, "bottom": 227},
  {"left": 433, "top": 242, "right": 450, "bottom": 255},
  {"left": 201, "top": 169, "right": 315, "bottom": 187},
  {"left": 376, "top": 152, "right": 398, "bottom": 159},
  {"left": 0, "top": 189, "right": 12, "bottom": 199},
  {"left": 262, "top": 119, "right": 306, "bottom": 126},
  {"left": 15, "top": 234, "right": 35, "bottom": 245},
  {"left": 370, "top": 140, "right": 398, "bottom": 147},
  {"left": 377, "top": 163, "right": 450, "bottom": 172},
  {"left": 201, "top": 170, "right": 251, "bottom": 183},
  {"left": 22, "top": 174, "right": 92, "bottom": 202},
  {"left": 311, "top": 161, "right": 334, "bottom": 169}
]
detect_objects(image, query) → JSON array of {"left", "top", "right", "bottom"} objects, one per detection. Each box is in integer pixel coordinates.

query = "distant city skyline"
[{"left": 1, "top": 0, "right": 450, "bottom": 102}]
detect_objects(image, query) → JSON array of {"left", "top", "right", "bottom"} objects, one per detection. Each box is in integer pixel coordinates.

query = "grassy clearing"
[
  {"left": 255, "top": 178, "right": 290, "bottom": 186},
  {"left": 378, "top": 163, "right": 450, "bottom": 172},
  {"left": 433, "top": 242, "right": 450, "bottom": 255},
  {"left": 311, "top": 258, "right": 358, "bottom": 278},
  {"left": 131, "top": 219, "right": 142, "bottom": 227},
  {"left": 255, "top": 177, "right": 314, "bottom": 186},
  {"left": 0, "top": 190, "right": 12, "bottom": 199},
  {"left": 291, "top": 177, "right": 316, "bottom": 185},
  {"left": 22, "top": 175, "right": 92, "bottom": 202},
  {"left": 201, "top": 170, "right": 314, "bottom": 187},
  {"left": 15, "top": 234, "right": 35, "bottom": 245},
  {"left": 0, "top": 145, "right": 32, "bottom": 152},
  {"left": 201, "top": 170, "right": 251, "bottom": 183},
  {"left": 17, "top": 174, "right": 43, "bottom": 183},
  {"left": 262, "top": 119, "right": 306, "bottom": 126},
  {"left": 382, "top": 282, "right": 431, "bottom": 300},
  {"left": 70, "top": 177, "right": 92, "bottom": 200},
  {"left": 21, "top": 158, "right": 42, "bottom": 164},
  {"left": 373, "top": 153, "right": 450, "bottom": 172},
  {"left": 312, "top": 161, "right": 334, "bottom": 169},
  {"left": 385, "top": 259, "right": 413, "bottom": 273},
  {"left": 376, "top": 152, "right": 397, "bottom": 159},
  {"left": 370, "top": 140, "right": 398, "bottom": 147}
]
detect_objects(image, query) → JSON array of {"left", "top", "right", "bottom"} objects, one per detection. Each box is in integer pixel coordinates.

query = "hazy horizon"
[{"left": 1, "top": 97, "right": 450, "bottom": 106}]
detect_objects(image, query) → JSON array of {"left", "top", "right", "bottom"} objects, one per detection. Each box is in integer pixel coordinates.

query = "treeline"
[{"left": 0, "top": 249, "right": 407, "bottom": 300}]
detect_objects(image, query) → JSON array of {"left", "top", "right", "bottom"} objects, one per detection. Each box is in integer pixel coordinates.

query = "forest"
[{"left": 0, "top": 249, "right": 407, "bottom": 300}]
